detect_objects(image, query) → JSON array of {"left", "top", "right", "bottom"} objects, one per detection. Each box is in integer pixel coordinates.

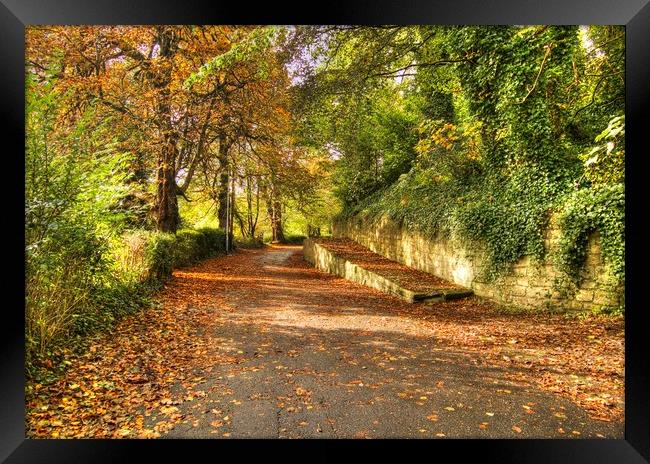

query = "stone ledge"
[
  {"left": 333, "top": 217, "right": 623, "bottom": 313},
  {"left": 303, "top": 238, "right": 473, "bottom": 303}
]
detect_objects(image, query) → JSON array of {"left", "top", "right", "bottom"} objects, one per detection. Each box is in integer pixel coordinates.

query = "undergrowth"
[{"left": 26, "top": 227, "right": 228, "bottom": 382}]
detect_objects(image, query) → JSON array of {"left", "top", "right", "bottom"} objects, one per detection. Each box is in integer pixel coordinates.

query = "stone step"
[{"left": 303, "top": 238, "right": 473, "bottom": 303}]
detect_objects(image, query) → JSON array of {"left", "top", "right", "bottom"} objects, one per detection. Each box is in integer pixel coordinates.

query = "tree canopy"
[
  {"left": 25, "top": 25, "right": 625, "bottom": 368},
  {"left": 289, "top": 25, "right": 624, "bottom": 283}
]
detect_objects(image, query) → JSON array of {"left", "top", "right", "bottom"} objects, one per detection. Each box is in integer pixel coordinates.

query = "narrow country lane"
[
  {"left": 140, "top": 244, "right": 623, "bottom": 439},
  {"left": 24, "top": 25, "right": 628, "bottom": 445}
]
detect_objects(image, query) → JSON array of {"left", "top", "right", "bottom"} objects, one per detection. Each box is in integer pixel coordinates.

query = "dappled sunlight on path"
[
  {"left": 151, "top": 244, "right": 623, "bottom": 438},
  {"left": 26, "top": 244, "right": 624, "bottom": 439}
]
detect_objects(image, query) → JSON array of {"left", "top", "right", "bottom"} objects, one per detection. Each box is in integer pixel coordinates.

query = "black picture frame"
[{"left": 3, "top": 1, "right": 648, "bottom": 462}]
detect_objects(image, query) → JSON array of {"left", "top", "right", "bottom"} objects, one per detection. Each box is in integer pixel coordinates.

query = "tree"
[
  {"left": 286, "top": 25, "right": 624, "bottom": 282},
  {"left": 27, "top": 25, "right": 281, "bottom": 233}
]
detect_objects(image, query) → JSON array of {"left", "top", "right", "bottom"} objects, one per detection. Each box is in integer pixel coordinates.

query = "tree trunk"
[
  {"left": 153, "top": 27, "right": 180, "bottom": 233},
  {"left": 250, "top": 178, "right": 260, "bottom": 238},
  {"left": 272, "top": 198, "right": 285, "bottom": 243},
  {"left": 229, "top": 170, "right": 236, "bottom": 248},
  {"left": 234, "top": 205, "right": 247, "bottom": 238},
  {"left": 155, "top": 135, "right": 180, "bottom": 233},
  {"left": 265, "top": 182, "right": 285, "bottom": 243},
  {"left": 217, "top": 136, "right": 230, "bottom": 230}
]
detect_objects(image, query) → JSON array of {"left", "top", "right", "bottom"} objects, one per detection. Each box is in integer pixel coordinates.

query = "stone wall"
[
  {"left": 333, "top": 215, "right": 623, "bottom": 312},
  {"left": 304, "top": 239, "right": 424, "bottom": 302},
  {"left": 304, "top": 238, "right": 474, "bottom": 303}
]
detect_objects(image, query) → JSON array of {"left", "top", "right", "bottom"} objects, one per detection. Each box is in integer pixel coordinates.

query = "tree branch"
[
  {"left": 517, "top": 44, "right": 553, "bottom": 104},
  {"left": 369, "top": 58, "right": 474, "bottom": 79}
]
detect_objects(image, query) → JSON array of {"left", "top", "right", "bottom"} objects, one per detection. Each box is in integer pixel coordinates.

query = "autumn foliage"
[{"left": 25, "top": 25, "right": 624, "bottom": 440}]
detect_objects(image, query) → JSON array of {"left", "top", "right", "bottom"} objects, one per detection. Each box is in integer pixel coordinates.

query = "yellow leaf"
[{"left": 160, "top": 405, "right": 179, "bottom": 415}]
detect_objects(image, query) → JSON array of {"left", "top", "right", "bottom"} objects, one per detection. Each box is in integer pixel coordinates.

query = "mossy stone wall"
[{"left": 333, "top": 215, "right": 623, "bottom": 312}]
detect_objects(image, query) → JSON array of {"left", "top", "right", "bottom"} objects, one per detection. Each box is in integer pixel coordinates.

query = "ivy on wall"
[{"left": 315, "top": 26, "right": 625, "bottom": 298}]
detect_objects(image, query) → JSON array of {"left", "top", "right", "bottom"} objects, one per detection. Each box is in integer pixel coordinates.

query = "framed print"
[{"left": 3, "top": 0, "right": 648, "bottom": 462}]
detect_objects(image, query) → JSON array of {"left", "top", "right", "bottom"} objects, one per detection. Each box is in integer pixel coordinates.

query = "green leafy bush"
[
  {"left": 235, "top": 236, "right": 266, "bottom": 248},
  {"left": 172, "top": 227, "right": 227, "bottom": 266},
  {"left": 174, "top": 229, "right": 203, "bottom": 267},
  {"left": 144, "top": 232, "right": 177, "bottom": 284},
  {"left": 195, "top": 227, "right": 228, "bottom": 257},
  {"left": 112, "top": 230, "right": 176, "bottom": 286},
  {"left": 25, "top": 220, "right": 106, "bottom": 362},
  {"left": 557, "top": 183, "right": 625, "bottom": 283},
  {"left": 283, "top": 233, "right": 308, "bottom": 244}
]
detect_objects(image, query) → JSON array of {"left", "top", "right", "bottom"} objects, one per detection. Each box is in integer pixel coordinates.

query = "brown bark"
[
  {"left": 155, "top": 134, "right": 180, "bottom": 233},
  {"left": 265, "top": 182, "right": 285, "bottom": 243},
  {"left": 229, "top": 170, "right": 236, "bottom": 245},
  {"left": 153, "top": 27, "right": 181, "bottom": 233},
  {"left": 217, "top": 136, "right": 231, "bottom": 230},
  {"left": 236, "top": 176, "right": 260, "bottom": 238},
  {"left": 271, "top": 198, "right": 285, "bottom": 243},
  {"left": 248, "top": 177, "right": 260, "bottom": 238}
]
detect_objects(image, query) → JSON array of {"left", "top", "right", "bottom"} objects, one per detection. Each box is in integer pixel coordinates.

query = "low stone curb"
[{"left": 303, "top": 238, "right": 473, "bottom": 303}]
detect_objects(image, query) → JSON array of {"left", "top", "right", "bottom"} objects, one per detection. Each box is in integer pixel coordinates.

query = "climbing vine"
[
  {"left": 556, "top": 116, "right": 625, "bottom": 284},
  {"left": 305, "top": 26, "right": 625, "bottom": 291}
]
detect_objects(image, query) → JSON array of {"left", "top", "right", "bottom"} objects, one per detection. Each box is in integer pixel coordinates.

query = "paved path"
[{"left": 145, "top": 245, "right": 622, "bottom": 439}]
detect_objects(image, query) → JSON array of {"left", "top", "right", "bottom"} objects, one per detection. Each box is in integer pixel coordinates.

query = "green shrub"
[
  {"left": 172, "top": 227, "right": 227, "bottom": 266},
  {"left": 235, "top": 236, "right": 266, "bottom": 248},
  {"left": 283, "top": 233, "right": 308, "bottom": 244},
  {"left": 174, "top": 229, "right": 203, "bottom": 267},
  {"left": 26, "top": 226, "right": 228, "bottom": 375},
  {"left": 111, "top": 229, "right": 177, "bottom": 285},
  {"left": 557, "top": 183, "right": 625, "bottom": 283},
  {"left": 111, "top": 230, "right": 173, "bottom": 285},
  {"left": 144, "top": 232, "right": 177, "bottom": 285},
  {"left": 25, "top": 220, "right": 106, "bottom": 362},
  {"left": 111, "top": 231, "right": 150, "bottom": 283},
  {"left": 195, "top": 227, "right": 228, "bottom": 257}
]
